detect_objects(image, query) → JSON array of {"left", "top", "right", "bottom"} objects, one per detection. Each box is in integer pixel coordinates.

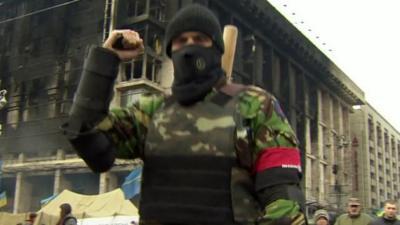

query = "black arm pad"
[
  {"left": 69, "top": 46, "right": 120, "bottom": 128},
  {"left": 257, "top": 184, "right": 305, "bottom": 212},
  {"left": 69, "top": 130, "right": 116, "bottom": 173},
  {"left": 62, "top": 46, "right": 120, "bottom": 173}
]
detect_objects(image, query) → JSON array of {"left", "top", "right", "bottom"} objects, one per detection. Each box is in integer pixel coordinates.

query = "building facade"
[
  {"left": 0, "top": 0, "right": 366, "bottom": 216},
  {"left": 350, "top": 104, "right": 400, "bottom": 212},
  {"left": 0, "top": 0, "right": 140, "bottom": 213}
]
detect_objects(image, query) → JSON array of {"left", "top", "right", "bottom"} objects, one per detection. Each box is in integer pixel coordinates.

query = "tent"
[
  {"left": 0, "top": 212, "right": 30, "bottom": 225},
  {"left": 35, "top": 188, "right": 139, "bottom": 225}
]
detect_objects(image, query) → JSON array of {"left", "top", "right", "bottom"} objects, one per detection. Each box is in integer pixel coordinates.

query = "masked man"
[{"left": 65, "top": 4, "right": 306, "bottom": 225}]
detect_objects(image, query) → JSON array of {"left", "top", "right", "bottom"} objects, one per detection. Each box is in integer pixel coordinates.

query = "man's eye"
[
  {"left": 198, "top": 36, "right": 207, "bottom": 42},
  {"left": 178, "top": 38, "right": 187, "bottom": 43}
]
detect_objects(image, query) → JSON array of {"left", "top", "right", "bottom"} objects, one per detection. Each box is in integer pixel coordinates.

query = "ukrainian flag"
[
  {"left": 40, "top": 193, "right": 58, "bottom": 206},
  {"left": 0, "top": 191, "right": 7, "bottom": 208},
  {"left": 121, "top": 166, "right": 142, "bottom": 199}
]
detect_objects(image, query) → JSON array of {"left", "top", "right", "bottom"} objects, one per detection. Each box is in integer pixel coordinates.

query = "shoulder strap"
[
  {"left": 218, "top": 83, "right": 246, "bottom": 97},
  {"left": 210, "top": 83, "right": 246, "bottom": 106},
  {"left": 216, "top": 83, "right": 255, "bottom": 170}
]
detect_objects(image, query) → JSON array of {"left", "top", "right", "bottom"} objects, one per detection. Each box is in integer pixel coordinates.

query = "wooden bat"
[{"left": 221, "top": 25, "right": 238, "bottom": 83}]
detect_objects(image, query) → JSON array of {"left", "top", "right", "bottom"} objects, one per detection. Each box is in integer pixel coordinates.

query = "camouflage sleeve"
[
  {"left": 237, "top": 86, "right": 300, "bottom": 174},
  {"left": 237, "top": 86, "right": 305, "bottom": 224},
  {"left": 95, "top": 93, "right": 164, "bottom": 159}
]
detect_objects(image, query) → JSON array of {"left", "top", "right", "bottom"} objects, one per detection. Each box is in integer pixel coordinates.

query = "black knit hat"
[{"left": 164, "top": 4, "right": 224, "bottom": 57}]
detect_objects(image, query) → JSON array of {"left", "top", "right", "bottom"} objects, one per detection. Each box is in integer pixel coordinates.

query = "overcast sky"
[{"left": 268, "top": 0, "right": 400, "bottom": 132}]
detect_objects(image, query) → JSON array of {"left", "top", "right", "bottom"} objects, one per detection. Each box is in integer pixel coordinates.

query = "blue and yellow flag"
[
  {"left": 121, "top": 166, "right": 142, "bottom": 199},
  {"left": 0, "top": 191, "right": 7, "bottom": 208},
  {"left": 40, "top": 193, "right": 58, "bottom": 206}
]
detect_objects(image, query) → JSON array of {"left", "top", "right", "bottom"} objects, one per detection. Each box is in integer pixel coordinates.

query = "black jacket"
[{"left": 369, "top": 217, "right": 400, "bottom": 225}]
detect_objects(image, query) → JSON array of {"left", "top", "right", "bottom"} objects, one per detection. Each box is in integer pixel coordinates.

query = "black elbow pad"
[
  {"left": 69, "top": 46, "right": 120, "bottom": 128},
  {"left": 69, "top": 130, "right": 116, "bottom": 173},
  {"left": 257, "top": 184, "right": 305, "bottom": 212},
  {"left": 61, "top": 46, "right": 120, "bottom": 172}
]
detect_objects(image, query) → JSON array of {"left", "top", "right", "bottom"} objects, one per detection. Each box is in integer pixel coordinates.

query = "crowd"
[
  {"left": 313, "top": 197, "right": 400, "bottom": 225},
  {"left": 14, "top": 197, "right": 400, "bottom": 225}
]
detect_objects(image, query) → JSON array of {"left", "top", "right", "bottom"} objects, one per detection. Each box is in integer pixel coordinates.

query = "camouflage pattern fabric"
[
  {"left": 145, "top": 92, "right": 237, "bottom": 157},
  {"left": 96, "top": 85, "right": 298, "bottom": 160},
  {"left": 236, "top": 86, "right": 298, "bottom": 156},
  {"left": 258, "top": 199, "right": 305, "bottom": 225},
  {"left": 95, "top": 85, "right": 304, "bottom": 225},
  {"left": 96, "top": 93, "right": 163, "bottom": 158}
]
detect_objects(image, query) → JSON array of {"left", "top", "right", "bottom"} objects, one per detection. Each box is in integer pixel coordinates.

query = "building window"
[
  {"left": 369, "top": 146, "right": 375, "bottom": 154},
  {"left": 397, "top": 142, "right": 400, "bottom": 159},
  {"left": 368, "top": 117, "right": 374, "bottom": 141},
  {"left": 149, "top": 0, "right": 166, "bottom": 21},
  {"left": 371, "top": 172, "right": 375, "bottom": 179},
  {"left": 391, "top": 137, "right": 396, "bottom": 156},
  {"left": 124, "top": 59, "right": 143, "bottom": 80},
  {"left": 377, "top": 124, "right": 382, "bottom": 147},
  {"left": 127, "top": 0, "right": 146, "bottom": 17},
  {"left": 384, "top": 131, "right": 389, "bottom": 152},
  {"left": 370, "top": 159, "right": 375, "bottom": 166}
]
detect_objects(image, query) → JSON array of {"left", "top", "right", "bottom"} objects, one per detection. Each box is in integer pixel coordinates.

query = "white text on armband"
[{"left": 281, "top": 164, "right": 302, "bottom": 172}]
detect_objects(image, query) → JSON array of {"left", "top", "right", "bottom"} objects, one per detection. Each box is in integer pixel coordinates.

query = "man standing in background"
[
  {"left": 369, "top": 200, "right": 400, "bottom": 225},
  {"left": 314, "top": 209, "right": 330, "bottom": 225},
  {"left": 334, "top": 198, "right": 372, "bottom": 225}
]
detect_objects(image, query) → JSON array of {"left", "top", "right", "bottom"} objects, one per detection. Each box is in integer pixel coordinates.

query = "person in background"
[
  {"left": 24, "top": 213, "right": 37, "bottom": 225},
  {"left": 314, "top": 209, "right": 330, "bottom": 225},
  {"left": 369, "top": 200, "right": 400, "bottom": 225},
  {"left": 56, "top": 203, "right": 77, "bottom": 225},
  {"left": 334, "top": 198, "right": 372, "bottom": 225}
]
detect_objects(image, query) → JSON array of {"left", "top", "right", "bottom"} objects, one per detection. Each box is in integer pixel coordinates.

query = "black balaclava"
[{"left": 165, "top": 4, "right": 225, "bottom": 105}]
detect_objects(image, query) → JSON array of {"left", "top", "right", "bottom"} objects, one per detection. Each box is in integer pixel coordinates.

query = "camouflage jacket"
[
  {"left": 97, "top": 84, "right": 299, "bottom": 164},
  {"left": 74, "top": 46, "right": 306, "bottom": 224},
  {"left": 96, "top": 83, "right": 303, "bottom": 203}
]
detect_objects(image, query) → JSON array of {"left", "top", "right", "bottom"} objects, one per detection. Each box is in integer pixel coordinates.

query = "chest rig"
[{"left": 139, "top": 89, "right": 241, "bottom": 224}]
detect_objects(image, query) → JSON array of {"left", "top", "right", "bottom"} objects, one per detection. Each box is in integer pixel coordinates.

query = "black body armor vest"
[{"left": 140, "top": 92, "right": 237, "bottom": 225}]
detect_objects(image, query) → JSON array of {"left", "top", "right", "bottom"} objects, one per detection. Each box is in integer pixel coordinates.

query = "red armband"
[{"left": 254, "top": 147, "right": 301, "bottom": 173}]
